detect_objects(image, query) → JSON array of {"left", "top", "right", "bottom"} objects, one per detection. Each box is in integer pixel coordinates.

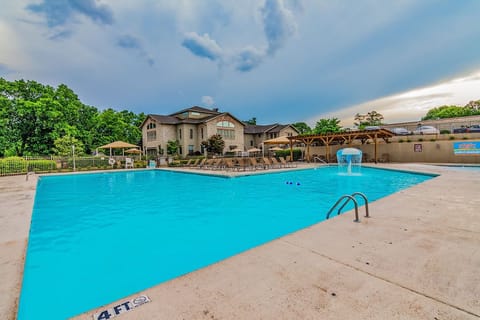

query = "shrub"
[
  {"left": 398, "top": 139, "right": 404, "bottom": 143},
  {"left": 440, "top": 129, "right": 450, "bottom": 134},
  {"left": 406, "top": 139, "right": 412, "bottom": 143},
  {"left": 271, "top": 148, "right": 302, "bottom": 160},
  {"left": 28, "top": 159, "right": 57, "bottom": 172},
  {"left": 449, "top": 136, "right": 455, "bottom": 140},
  {"left": 429, "top": 138, "right": 436, "bottom": 142},
  {"left": 418, "top": 138, "right": 424, "bottom": 142},
  {"left": 134, "top": 161, "right": 147, "bottom": 168}
]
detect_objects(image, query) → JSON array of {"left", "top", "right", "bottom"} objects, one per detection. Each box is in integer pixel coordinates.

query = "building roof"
[
  {"left": 169, "top": 106, "right": 220, "bottom": 117},
  {"left": 244, "top": 124, "right": 278, "bottom": 134},
  {"left": 149, "top": 115, "right": 181, "bottom": 124},
  {"left": 142, "top": 110, "right": 245, "bottom": 127},
  {"left": 244, "top": 124, "right": 298, "bottom": 134}
]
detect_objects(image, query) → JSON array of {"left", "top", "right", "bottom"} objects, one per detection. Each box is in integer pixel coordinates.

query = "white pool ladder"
[{"left": 326, "top": 192, "right": 370, "bottom": 222}]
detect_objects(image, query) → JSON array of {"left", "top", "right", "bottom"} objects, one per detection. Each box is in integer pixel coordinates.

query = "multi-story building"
[
  {"left": 244, "top": 124, "right": 299, "bottom": 149},
  {"left": 140, "top": 106, "right": 299, "bottom": 157}
]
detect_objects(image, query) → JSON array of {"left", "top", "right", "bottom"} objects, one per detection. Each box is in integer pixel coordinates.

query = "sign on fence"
[{"left": 453, "top": 141, "right": 480, "bottom": 155}]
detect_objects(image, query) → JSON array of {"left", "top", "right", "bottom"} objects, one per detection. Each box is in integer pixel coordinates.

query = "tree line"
[
  {"left": 292, "top": 110, "right": 385, "bottom": 135},
  {"left": 292, "top": 101, "right": 480, "bottom": 135},
  {"left": 2, "top": 77, "right": 478, "bottom": 157},
  {"left": 0, "top": 78, "right": 145, "bottom": 157}
]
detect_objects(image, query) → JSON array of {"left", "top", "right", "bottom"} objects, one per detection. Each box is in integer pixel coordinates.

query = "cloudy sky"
[{"left": 1, "top": 0, "right": 480, "bottom": 127}]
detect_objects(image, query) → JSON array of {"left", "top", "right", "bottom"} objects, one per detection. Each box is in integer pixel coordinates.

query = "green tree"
[
  {"left": 201, "top": 134, "right": 225, "bottom": 155},
  {"left": 92, "top": 108, "right": 142, "bottom": 151},
  {"left": 244, "top": 117, "right": 257, "bottom": 125},
  {"left": 53, "top": 135, "right": 85, "bottom": 156},
  {"left": 0, "top": 78, "right": 146, "bottom": 156},
  {"left": 292, "top": 122, "right": 312, "bottom": 135},
  {"left": 166, "top": 140, "right": 180, "bottom": 155},
  {"left": 422, "top": 104, "right": 480, "bottom": 120},
  {"left": 354, "top": 110, "right": 384, "bottom": 129},
  {"left": 312, "top": 118, "right": 342, "bottom": 134}
]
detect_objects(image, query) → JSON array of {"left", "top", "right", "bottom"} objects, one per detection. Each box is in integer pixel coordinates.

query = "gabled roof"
[
  {"left": 268, "top": 124, "right": 289, "bottom": 133},
  {"left": 207, "top": 112, "right": 246, "bottom": 126},
  {"left": 140, "top": 111, "right": 245, "bottom": 128},
  {"left": 169, "top": 106, "right": 220, "bottom": 117},
  {"left": 244, "top": 124, "right": 278, "bottom": 134},
  {"left": 149, "top": 114, "right": 180, "bottom": 124},
  {"left": 244, "top": 123, "right": 298, "bottom": 134}
]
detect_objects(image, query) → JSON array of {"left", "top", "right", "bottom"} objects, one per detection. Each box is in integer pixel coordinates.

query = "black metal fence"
[{"left": 0, "top": 156, "right": 146, "bottom": 176}]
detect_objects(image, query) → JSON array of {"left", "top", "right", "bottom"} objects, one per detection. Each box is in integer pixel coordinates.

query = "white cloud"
[
  {"left": 201, "top": 95, "right": 215, "bottom": 106},
  {"left": 310, "top": 69, "right": 480, "bottom": 127},
  {"left": 182, "top": 32, "right": 224, "bottom": 62},
  {"left": 261, "top": 0, "right": 297, "bottom": 55},
  {"left": 182, "top": 0, "right": 299, "bottom": 72}
]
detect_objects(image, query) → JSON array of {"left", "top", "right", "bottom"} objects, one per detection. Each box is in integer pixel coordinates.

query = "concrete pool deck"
[{"left": 1, "top": 164, "right": 479, "bottom": 319}]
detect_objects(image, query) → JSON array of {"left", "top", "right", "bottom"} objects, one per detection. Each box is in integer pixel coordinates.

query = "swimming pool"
[{"left": 18, "top": 167, "right": 433, "bottom": 319}]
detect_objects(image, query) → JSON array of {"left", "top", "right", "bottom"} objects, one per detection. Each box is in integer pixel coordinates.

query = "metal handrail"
[
  {"left": 326, "top": 195, "right": 360, "bottom": 222},
  {"left": 26, "top": 171, "right": 36, "bottom": 181},
  {"left": 313, "top": 156, "right": 328, "bottom": 164},
  {"left": 337, "top": 192, "right": 369, "bottom": 218}
]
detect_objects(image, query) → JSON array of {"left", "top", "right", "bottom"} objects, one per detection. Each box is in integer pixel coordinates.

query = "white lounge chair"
[{"left": 125, "top": 157, "right": 134, "bottom": 169}]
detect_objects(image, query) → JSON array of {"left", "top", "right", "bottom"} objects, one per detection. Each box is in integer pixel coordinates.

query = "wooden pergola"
[{"left": 287, "top": 129, "right": 395, "bottom": 163}]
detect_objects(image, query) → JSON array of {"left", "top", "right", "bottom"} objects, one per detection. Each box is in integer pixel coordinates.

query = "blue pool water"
[{"left": 18, "top": 167, "right": 433, "bottom": 319}]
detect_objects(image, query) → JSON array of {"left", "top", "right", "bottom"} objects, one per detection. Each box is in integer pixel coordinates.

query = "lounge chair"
[
  {"left": 235, "top": 158, "right": 249, "bottom": 171},
  {"left": 188, "top": 159, "right": 200, "bottom": 167},
  {"left": 125, "top": 157, "right": 134, "bottom": 169},
  {"left": 197, "top": 158, "right": 208, "bottom": 168},
  {"left": 201, "top": 159, "right": 215, "bottom": 169},
  {"left": 248, "top": 157, "right": 264, "bottom": 170},
  {"left": 270, "top": 157, "right": 282, "bottom": 168},
  {"left": 279, "top": 156, "right": 295, "bottom": 168},
  {"left": 262, "top": 157, "right": 275, "bottom": 169},
  {"left": 211, "top": 158, "right": 224, "bottom": 170},
  {"left": 224, "top": 158, "right": 238, "bottom": 171}
]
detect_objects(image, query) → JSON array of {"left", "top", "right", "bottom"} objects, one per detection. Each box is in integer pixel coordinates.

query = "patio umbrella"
[
  {"left": 125, "top": 148, "right": 142, "bottom": 160},
  {"left": 263, "top": 136, "right": 291, "bottom": 144},
  {"left": 99, "top": 141, "right": 139, "bottom": 156},
  {"left": 269, "top": 147, "right": 283, "bottom": 151},
  {"left": 125, "top": 148, "right": 141, "bottom": 154},
  {"left": 247, "top": 147, "right": 261, "bottom": 157}
]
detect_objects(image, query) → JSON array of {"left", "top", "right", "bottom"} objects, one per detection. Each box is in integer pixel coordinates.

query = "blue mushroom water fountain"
[{"left": 336, "top": 148, "right": 362, "bottom": 175}]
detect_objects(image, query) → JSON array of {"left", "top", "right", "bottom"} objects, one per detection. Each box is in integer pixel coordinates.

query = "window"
[
  {"left": 216, "top": 121, "right": 235, "bottom": 128},
  {"left": 179, "top": 146, "right": 183, "bottom": 155},
  {"left": 188, "top": 145, "right": 194, "bottom": 155},
  {"left": 216, "top": 120, "right": 235, "bottom": 139},
  {"left": 147, "top": 131, "right": 156, "bottom": 141},
  {"left": 269, "top": 133, "right": 278, "bottom": 139},
  {"left": 201, "top": 128, "right": 204, "bottom": 139},
  {"left": 250, "top": 140, "right": 253, "bottom": 146},
  {"left": 190, "top": 129, "right": 193, "bottom": 139},
  {"left": 147, "top": 122, "right": 156, "bottom": 129},
  {"left": 179, "top": 128, "right": 182, "bottom": 139},
  {"left": 217, "top": 129, "right": 235, "bottom": 140}
]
